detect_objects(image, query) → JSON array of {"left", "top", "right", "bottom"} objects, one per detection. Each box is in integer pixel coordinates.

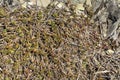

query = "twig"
[{"left": 93, "top": 70, "right": 110, "bottom": 80}]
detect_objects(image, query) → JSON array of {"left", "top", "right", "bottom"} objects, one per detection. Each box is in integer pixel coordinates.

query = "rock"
[
  {"left": 52, "top": 1, "right": 65, "bottom": 8},
  {"left": 0, "top": 0, "right": 51, "bottom": 8},
  {"left": 19, "top": 0, "right": 51, "bottom": 8},
  {"left": 0, "top": 0, "right": 13, "bottom": 5},
  {"left": 106, "top": 49, "right": 114, "bottom": 54},
  {"left": 91, "top": 0, "right": 120, "bottom": 42}
]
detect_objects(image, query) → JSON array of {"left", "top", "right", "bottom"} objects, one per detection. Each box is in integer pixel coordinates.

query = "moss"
[
  {"left": 0, "top": 7, "right": 7, "bottom": 17},
  {"left": 0, "top": 4, "right": 119, "bottom": 80}
]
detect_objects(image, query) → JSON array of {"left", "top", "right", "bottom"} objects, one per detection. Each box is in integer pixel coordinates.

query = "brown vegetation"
[{"left": 0, "top": 4, "right": 119, "bottom": 80}]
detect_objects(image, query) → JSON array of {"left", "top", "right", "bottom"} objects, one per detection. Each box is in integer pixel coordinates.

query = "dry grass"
[{"left": 0, "top": 3, "right": 119, "bottom": 80}]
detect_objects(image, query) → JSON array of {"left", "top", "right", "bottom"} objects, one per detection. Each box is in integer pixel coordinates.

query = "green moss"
[
  {"left": 0, "top": 7, "right": 7, "bottom": 17},
  {"left": 0, "top": 4, "right": 118, "bottom": 80},
  {"left": 37, "top": 11, "right": 43, "bottom": 19}
]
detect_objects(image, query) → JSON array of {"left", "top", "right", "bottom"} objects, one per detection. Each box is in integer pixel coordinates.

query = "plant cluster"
[{"left": 0, "top": 4, "right": 119, "bottom": 80}]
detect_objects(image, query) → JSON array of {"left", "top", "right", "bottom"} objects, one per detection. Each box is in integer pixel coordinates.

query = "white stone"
[
  {"left": 106, "top": 49, "right": 114, "bottom": 54},
  {"left": 54, "top": 1, "right": 65, "bottom": 8}
]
